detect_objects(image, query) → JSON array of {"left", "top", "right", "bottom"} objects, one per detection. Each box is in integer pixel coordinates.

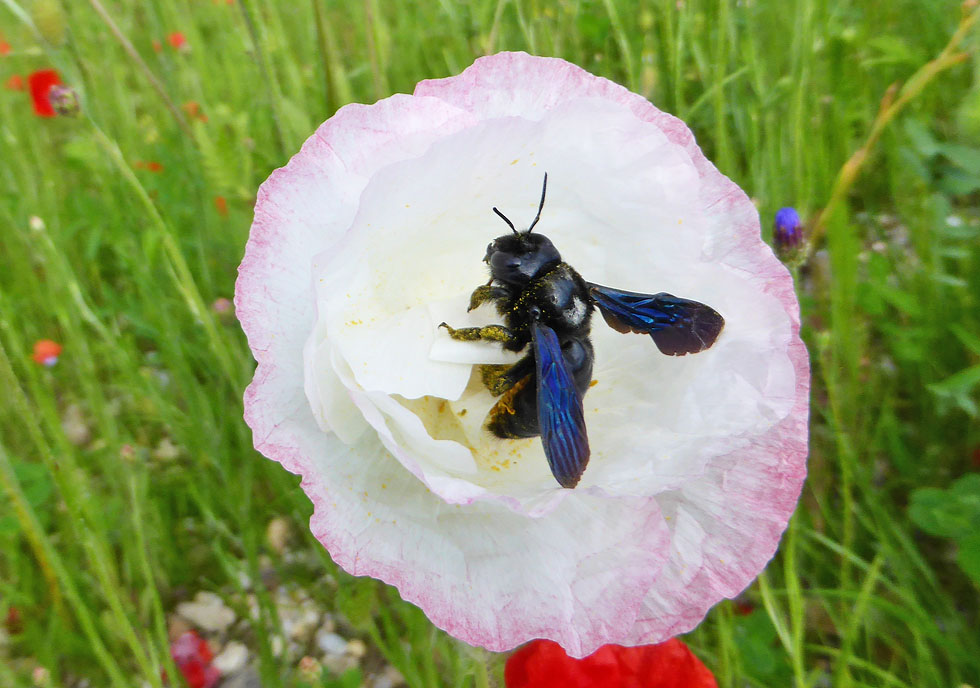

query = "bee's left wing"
[
  {"left": 531, "top": 320, "right": 590, "bottom": 489},
  {"left": 588, "top": 283, "right": 725, "bottom": 356}
]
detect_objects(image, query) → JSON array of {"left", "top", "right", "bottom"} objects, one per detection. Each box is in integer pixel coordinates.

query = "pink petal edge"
[{"left": 236, "top": 52, "right": 809, "bottom": 657}]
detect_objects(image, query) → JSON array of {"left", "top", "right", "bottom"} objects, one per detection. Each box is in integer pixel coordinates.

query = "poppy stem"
[
  {"left": 311, "top": 0, "right": 337, "bottom": 113},
  {"left": 362, "top": 0, "right": 389, "bottom": 100},
  {"left": 87, "top": 121, "right": 247, "bottom": 390},
  {"left": 473, "top": 656, "right": 491, "bottom": 688},
  {"left": 85, "top": 0, "right": 193, "bottom": 138},
  {"left": 0, "top": 347, "right": 132, "bottom": 688},
  {"left": 238, "top": 0, "right": 289, "bottom": 158},
  {"left": 805, "top": 4, "right": 979, "bottom": 261}
]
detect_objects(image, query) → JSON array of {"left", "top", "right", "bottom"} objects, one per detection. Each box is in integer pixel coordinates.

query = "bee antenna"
[
  {"left": 493, "top": 207, "right": 518, "bottom": 235},
  {"left": 526, "top": 172, "right": 548, "bottom": 234}
]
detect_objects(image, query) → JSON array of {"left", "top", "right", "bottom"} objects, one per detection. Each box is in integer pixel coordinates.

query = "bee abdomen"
[{"left": 486, "top": 375, "right": 539, "bottom": 439}]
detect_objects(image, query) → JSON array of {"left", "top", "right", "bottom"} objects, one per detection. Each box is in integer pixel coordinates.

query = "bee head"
[
  {"left": 483, "top": 173, "right": 559, "bottom": 285},
  {"left": 484, "top": 231, "right": 561, "bottom": 285}
]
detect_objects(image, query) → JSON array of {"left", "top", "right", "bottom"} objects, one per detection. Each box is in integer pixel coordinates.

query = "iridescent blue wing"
[
  {"left": 531, "top": 320, "right": 590, "bottom": 489},
  {"left": 588, "top": 282, "right": 725, "bottom": 356}
]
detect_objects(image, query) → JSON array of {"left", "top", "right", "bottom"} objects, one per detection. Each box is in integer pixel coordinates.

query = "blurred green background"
[{"left": 1, "top": 0, "right": 979, "bottom": 686}]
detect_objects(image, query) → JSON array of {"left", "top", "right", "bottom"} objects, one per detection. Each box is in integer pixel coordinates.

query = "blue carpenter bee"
[{"left": 440, "top": 174, "right": 724, "bottom": 488}]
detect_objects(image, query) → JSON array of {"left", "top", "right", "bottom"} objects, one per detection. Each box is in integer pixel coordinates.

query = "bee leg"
[
  {"left": 479, "top": 365, "right": 510, "bottom": 395},
  {"left": 479, "top": 354, "right": 534, "bottom": 396},
  {"left": 438, "top": 323, "right": 518, "bottom": 347},
  {"left": 467, "top": 284, "right": 510, "bottom": 312}
]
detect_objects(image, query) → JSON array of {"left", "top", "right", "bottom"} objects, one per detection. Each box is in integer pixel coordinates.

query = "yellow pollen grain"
[
  {"left": 589, "top": 379, "right": 598, "bottom": 388},
  {"left": 510, "top": 158, "right": 520, "bottom": 165},
  {"left": 381, "top": 483, "right": 387, "bottom": 489}
]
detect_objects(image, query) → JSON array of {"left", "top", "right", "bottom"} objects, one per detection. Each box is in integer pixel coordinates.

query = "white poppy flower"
[{"left": 236, "top": 52, "right": 809, "bottom": 657}]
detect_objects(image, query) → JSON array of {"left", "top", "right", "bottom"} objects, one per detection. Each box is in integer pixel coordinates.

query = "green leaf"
[
  {"left": 336, "top": 579, "right": 377, "bottom": 632},
  {"left": 957, "top": 532, "right": 980, "bottom": 584},
  {"left": 951, "top": 324, "right": 980, "bottom": 357},
  {"left": 864, "top": 35, "right": 917, "bottom": 67},
  {"left": 927, "top": 365, "right": 980, "bottom": 417},
  {"left": 14, "top": 462, "right": 54, "bottom": 511},
  {"left": 931, "top": 364, "right": 980, "bottom": 391},
  {"left": 732, "top": 610, "right": 787, "bottom": 679},
  {"left": 909, "top": 474, "right": 980, "bottom": 539},
  {"left": 937, "top": 143, "right": 980, "bottom": 175},
  {"left": 903, "top": 119, "right": 939, "bottom": 158}
]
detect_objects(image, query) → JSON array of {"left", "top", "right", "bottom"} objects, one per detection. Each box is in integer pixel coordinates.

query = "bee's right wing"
[
  {"left": 531, "top": 320, "right": 590, "bottom": 489},
  {"left": 588, "top": 283, "right": 725, "bottom": 356}
]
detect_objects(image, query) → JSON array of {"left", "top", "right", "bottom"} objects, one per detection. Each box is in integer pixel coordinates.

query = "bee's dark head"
[
  {"left": 484, "top": 231, "right": 561, "bottom": 285},
  {"left": 484, "top": 173, "right": 559, "bottom": 285}
]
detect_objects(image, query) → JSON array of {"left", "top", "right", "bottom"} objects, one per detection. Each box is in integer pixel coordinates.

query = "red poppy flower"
[
  {"left": 32, "top": 339, "right": 62, "bottom": 366},
  {"left": 734, "top": 599, "right": 755, "bottom": 616},
  {"left": 0, "top": 40, "right": 11, "bottom": 56},
  {"left": 182, "top": 100, "right": 208, "bottom": 122},
  {"left": 505, "top": 639, "right": 718, "bottom": 688},
  {"left": 4, "top": 74, "right": 24, "bottom": 91},
  {"left": 134, "top": 160, "right": 164, "bottom": 173},
  {"left": 168, "top": 32, "right": 187, "bottom": 50},
  {"left": 214, "top": 196, "right": 228, "bottom": 217},
  {"left": 169, "top": 631, "right": 220, "bottom": 688},
  {"left": 4, "top": 605, "right": 23, "bottom": 634},
  {"left": 28, "top": 69, "right": 61, "bottom": 117}
]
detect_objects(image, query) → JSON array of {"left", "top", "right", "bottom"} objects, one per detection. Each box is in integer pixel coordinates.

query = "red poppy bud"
[
  {"left": 0, "top": 40, "right": 11, "bottom": 56},
  {"left": 4, "top": 74, "right": 24, "bottom": 91},
  {"left": 214, "top": 196, "right": 228, "bottom": 217},
  {"left": 48, "top": 84, "right": 80, "bottom": 116},
  {"left": 168, "top": 32, "right": 187, "bottom": 50},
  {"left": 32, "top": 339, "right": 62, "bottom": 366},
  {"left": 169, "top": 631, "right": 220, "bottom": 688}
]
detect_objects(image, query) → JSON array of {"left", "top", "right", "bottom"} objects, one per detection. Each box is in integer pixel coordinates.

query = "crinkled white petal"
[
  {"left": 306, "top": 95, "right": 795, "bottom": 511},
  {"left": 238, "top": 51, "right": 809, "bottom": 658}
]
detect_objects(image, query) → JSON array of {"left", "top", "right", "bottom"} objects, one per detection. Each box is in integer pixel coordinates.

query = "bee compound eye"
[
  {"left": 490, "top": 251, "right": 520, "bottom": 271},
  {"left": 528, "top": 305, "right": 542, "bottom": 319}
]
